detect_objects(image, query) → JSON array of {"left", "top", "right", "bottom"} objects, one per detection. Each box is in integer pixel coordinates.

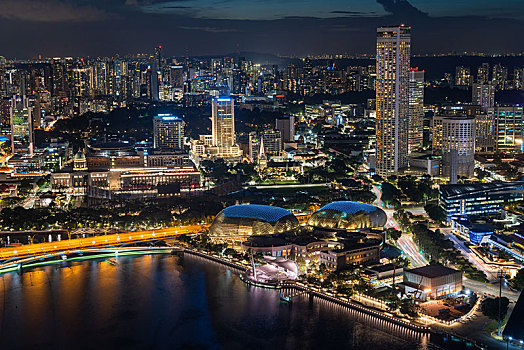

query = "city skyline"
[
  {"left": 0, "top": 3, "right": 523, "bottom": 349},
  {"left": 1, "top": 0, "right": 524, "bottom": 58}
]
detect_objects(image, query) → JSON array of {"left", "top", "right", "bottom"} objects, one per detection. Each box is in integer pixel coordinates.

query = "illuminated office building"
[
  {"left": 440, "top": 182, "right": 524, "bottom": 221},
  {"left": 375, "top": 25, "right": 411, "bottom": 176},
  {"left": 408, "top": 68, "right": 424, "bottom": 154},
  {"left": 210, "top": 97, "right": 241, "bottom": 157},
  {"left": 10, "top": 95, "right": 33, "bottom": 156},
  {"left": 476, "top": 63, "right": 490, "bottom": 84},
  {"left": 432, "top": 116, "right": 475, "bottom": 180},
  {"left": 487, "top": 106, "right": 524, "bottom": 152},
  {"left": 153, "top": 114, "right": 184, "bottom": 150}
]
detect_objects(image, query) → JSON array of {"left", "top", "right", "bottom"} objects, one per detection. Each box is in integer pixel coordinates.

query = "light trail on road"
[{"left": 398, "top": 234, "right": 428, "bottom": 268}]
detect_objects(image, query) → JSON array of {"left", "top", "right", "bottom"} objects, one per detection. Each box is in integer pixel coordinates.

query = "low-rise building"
[
  {"left": 363, "top": 263, "right": 404, "bottom": 287},
  {"left": 403, "top": 265, "right": 463, "bottom": 301},
  {"left": 450, "top": 216, "right": 495, "bottom": 245},
  {"left": 319, "top": 241, "right": 381, "bottom": 271}
]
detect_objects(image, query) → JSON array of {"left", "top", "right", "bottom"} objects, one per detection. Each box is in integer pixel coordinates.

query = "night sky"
[{"left": 0, "top": 0, "right": 523, "bottom": 58}]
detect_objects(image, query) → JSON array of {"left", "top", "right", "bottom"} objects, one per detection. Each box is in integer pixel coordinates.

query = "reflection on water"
[{"left": 0, "top": 253, "right": 431, "bottom": 350}]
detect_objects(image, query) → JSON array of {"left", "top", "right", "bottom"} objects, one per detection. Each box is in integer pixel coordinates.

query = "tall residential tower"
[
  {"left": 408, "top": 68, "right": 424, "bottom": 154},
  {"left": 375, "top": 25, "right": 411, "bottom": 176}
]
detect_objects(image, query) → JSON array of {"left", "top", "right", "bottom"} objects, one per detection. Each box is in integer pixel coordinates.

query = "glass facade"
[{"left": 440, "top": 182, "right": 524, "bottom": 221}]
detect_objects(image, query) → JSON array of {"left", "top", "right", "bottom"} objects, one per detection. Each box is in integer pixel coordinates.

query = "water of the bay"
[{"left": 0, "top": 253, "right": 436, "bottom": 349}]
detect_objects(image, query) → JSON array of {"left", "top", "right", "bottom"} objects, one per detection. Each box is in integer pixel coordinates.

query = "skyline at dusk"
[
  {"left": 1, "top": 1, "right": 524, "bottom": 349},
  {"left": 2, "top": 0, "right": 524, "bottom": 57}
]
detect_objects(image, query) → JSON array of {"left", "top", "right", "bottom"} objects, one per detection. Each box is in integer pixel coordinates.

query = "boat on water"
[
  {"left": 280, "top": 292, "right": 292, "bottom": 303},
  {"left": 106, "top": 258, "right": 117, "bottom": 266}
]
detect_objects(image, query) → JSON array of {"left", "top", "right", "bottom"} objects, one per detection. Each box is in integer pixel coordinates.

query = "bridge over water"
[{"left": 0, "top": 224, "right": 208, "bottom": 260}]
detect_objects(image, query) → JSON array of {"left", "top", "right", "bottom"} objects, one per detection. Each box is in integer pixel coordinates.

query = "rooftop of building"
[
  {"left": 154, "top": 114, "right": 182, "bottom": 122},
  {"left": 452, "top": 217, "right": 495, "bottom": 233},
  {"left": 406, "top": 264, "right": 461, "bottom": 279},
  {"left": 331, "top": 240, "right": 380, "bottom": 253},
  {"left": 366, "top": 263, "right": 400, "bottom": 274},
  {"left": 221, "top": 204, "right": 295, "bottom": 223},
  {"left": 318, "top": 201, "right": 382, "bottom": 215},
  {"left": 440, "top": 182, "right": 524, "bottom": 198},
  {"left": 88, "top": 142, "right": 135, "bottom": 151}
]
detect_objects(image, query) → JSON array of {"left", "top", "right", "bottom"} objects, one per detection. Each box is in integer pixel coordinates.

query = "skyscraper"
[
  {"left": 432, "top": 116, "right": 475, "bottom": 180},
  {"left": 211, "top": 97, "right": 241, "bottom": 157},
  {"left": 472, "top": 83, "right": 495, "bottom": 108},
  {"left": 408, "top": 68, "right": 424, "bottom": 154},
  {"left": 375, "top": 25, "right": 411, "bottom": 176},
  {"left": 153, "top": 114, "right": 184, "bottom": 150},
  {"left": 455, "top": 66, "right": 471, "bottom": 86},
  {"left": 477, "top": 63, "right": 490, "bottom": 84},
  {"left": 275, "top": 115, "right": 295, "bottom": 143},
  {"left": 0, "top": 97, "right": 11, "bottom": 134},
  {"left": 10, "top": 95, "right": 33, "bottom": 156}
]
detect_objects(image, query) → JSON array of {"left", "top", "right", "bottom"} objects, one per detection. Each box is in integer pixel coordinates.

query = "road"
[
  {"left": 0, "top": 224, "right": 209, "bottom": 260},
  {"left": 372, "top": 184, "right": 429, "bottom": 268},
  {"left": 442, "top": 227, "right": 499, "bottom": 281},
  {"left": 397, "top": 233, "right": 429, "bottom": 267},
  {"left": 371, "top": 184, "right": 386, "bottom": 209},
  {"left": 463, "top": 278, "right": 520, "bottom": 302}
]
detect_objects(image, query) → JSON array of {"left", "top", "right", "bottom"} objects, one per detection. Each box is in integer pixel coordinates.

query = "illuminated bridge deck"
[{"left": 0, "top": 224, "right": 209, "bottom": 260}]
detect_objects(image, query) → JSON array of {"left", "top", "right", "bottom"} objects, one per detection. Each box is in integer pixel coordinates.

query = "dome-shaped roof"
[
  {"left": 222, "top": 204, "right": 294, "bottom": 223},
  {"left": 308, "top": 201, "right": 387, "bottom": 230},
  {"left": 74, "top": 151, "right": 86, "bottom": 161},
  {"left": 209, "top": 204, "right": 299, "bottom": 240}
]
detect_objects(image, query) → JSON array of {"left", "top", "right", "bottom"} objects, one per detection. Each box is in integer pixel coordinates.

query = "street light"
[{"left": 498, "top": 269, "right": 505, "bottom": 337}]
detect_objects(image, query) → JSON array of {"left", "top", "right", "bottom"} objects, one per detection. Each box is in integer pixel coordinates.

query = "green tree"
[
  {"left": 424, "top": 203, "right": 446, "bottom": 222},
  {"left": 481, "top": 297, "right": 509, "bottom": 321},
  {"left": 386, "top": 228, "right": 402, "bottom": 242},
  {"left": 510, "top": 268, "right": 524, "bottom": 291},
  {"left": 400, "top": 299, "right": 420, "bottom": 318}
]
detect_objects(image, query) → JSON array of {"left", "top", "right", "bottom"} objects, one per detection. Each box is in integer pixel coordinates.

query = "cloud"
[
  {"left": 178, "top": 25, "right": 240, "bottom": 33},
  {"left": 330, "top": 10, "right": 367, "bottom": 15},
  {"left": 376, "top": 0, "right": 428, "bottom": 17},
  {"left": 0, "top": 0, "right": 114, "bottom": 22}
]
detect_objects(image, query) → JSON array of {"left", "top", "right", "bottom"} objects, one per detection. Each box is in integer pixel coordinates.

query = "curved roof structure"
[
  {"left": 222, "top": 204, "right": 294, "bottom": 223},
  {"left": 209, "top": 204, "right": 299, "bottom": 242},
  {"left": 319, "top": 201, "right": 380, "bottom": 215},
  {"left": 73, "top": 151, "right": 86, "bottom": 161},
  {"left": 308, "top": 201, "right": 387, "bottom": 230}
]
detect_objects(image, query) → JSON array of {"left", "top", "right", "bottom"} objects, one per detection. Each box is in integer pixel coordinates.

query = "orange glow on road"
[{"left": 0, "top": 224, "right": 209, "bottom": 260}]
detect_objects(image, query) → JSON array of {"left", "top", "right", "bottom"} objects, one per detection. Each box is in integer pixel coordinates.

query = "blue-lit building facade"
[
  {"left": 450, "top": 216, "right": 495, "bottom": 245},
  {"left": 439, "top": 182, "right": 524, "bottom": 222}
]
